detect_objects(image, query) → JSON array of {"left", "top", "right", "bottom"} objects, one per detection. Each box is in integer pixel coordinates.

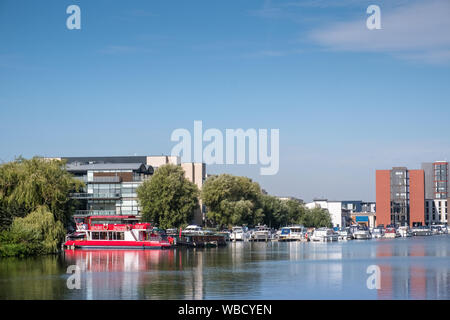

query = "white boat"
[
  {"left": 336, "top": 227, "right": 352, "bottom": 240},
  {"left": 384, "top": 226, "right": 400, "bottom": 238},
  {"left": 411, "top": 226, "right": 432, "bottom": 236},
  {"left": 371, "top": 227, "right": 385, "bottom": 238},
  {"left": 182, "top": 225, "right": 205, "bottom": 235},
  {"left": 436, "top": 224, "right": 449, "bottom": 234},
  {"left": 352, "top": 225, "right": 372, "bottom": 240},
  {"left": 278, "top": 225, "right": 307, "bottom": 241},
  {"left": 309, "top": 228, "right": 338, "bottom": 242},
  {"left": 430, "top": 225, "right": 445, "bottom": 235},
  {"left": 230, "top": 226, "right": 250, "bottom": 241},
  {"left": 398, "top": 226, "right": 412, "bottom": 237},
  {"left": 251, "top": 225, "right": 271, "bottom": 242}
]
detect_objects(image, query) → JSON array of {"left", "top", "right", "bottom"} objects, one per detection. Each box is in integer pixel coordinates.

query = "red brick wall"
[
  {"left": 376, "top": 170, "right": 391, "bottom": 227},
  {"left": 409, "top": 170, "right": 425, "bottom": 226}
]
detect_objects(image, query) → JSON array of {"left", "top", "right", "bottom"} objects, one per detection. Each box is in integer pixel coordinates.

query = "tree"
[
  {"left": 0, "top": 205, "right": 66, "bottom": 257},
  {"left": 0, "top": 157, "right": 83, "bottom": 230},
  {"left": 260, "top": 194, "right": 287, "bottom": 228},
  {"left": 304, "top": 207, "right": 333, "bottom": 228},
  {"left": 202, "top": 174, "right": 263, "bottom": 228},
  {"left": 137, "top": 164, "right": 199, "bottom": 229}
]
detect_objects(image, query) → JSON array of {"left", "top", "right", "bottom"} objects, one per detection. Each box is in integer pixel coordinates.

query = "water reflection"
[{"left": 0, "top": 236, "right": 449, "bottom": 299}]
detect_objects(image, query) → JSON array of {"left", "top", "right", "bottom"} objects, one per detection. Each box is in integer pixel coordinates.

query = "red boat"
[{"left": 64, "top": 215, "right": 172, "bottom": 250}]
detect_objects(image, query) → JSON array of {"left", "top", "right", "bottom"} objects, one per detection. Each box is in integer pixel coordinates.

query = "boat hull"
[{"left": 64, "top": 240, "right": 172, "bottom": 250}]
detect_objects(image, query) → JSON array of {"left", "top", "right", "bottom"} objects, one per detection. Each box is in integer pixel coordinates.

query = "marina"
[{"left": 1, "top": 235, "right": 449, "bottom": 300}]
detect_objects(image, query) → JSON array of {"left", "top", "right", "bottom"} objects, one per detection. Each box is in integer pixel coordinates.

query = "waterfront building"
[
  {"left": 305, "top": 199, "right": 375, "bottom": 228},
  {"left": 67, "top": 161, "right": 153, "bottom": 217},
  {"left": 422, "top": 161, "right": 449, "bottom": 225},
  {"left": 376, "top": 167, "right": 425, "bottom": 227},
  {"left": 48, "top": 155, "right": 206, "bottom": 225}
]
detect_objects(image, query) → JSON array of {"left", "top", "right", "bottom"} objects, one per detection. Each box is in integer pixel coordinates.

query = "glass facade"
[
  {"left": 433, "top": 162, "right": 448, "bottom": 199},
  {"left": 68, "top": 164, "right": 152, "bottom": 217},
  {"left": 390, "top": 168, "right": 410, "bottom": 226}
]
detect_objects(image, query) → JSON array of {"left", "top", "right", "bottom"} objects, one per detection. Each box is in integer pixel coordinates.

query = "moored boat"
[
  {"left": 178, "top": 225, "right": 227, "bottom": 247},
  {"left": 336, "top": 227, "right": 352, "bottom": 240},
  {"left": 398, "top": 226, "right": 412, "bottom": 237},
  {"left": 278, "top": 225, "right": 307, "bottom": 242},
  {"left": 64, "top": 215, "right": 171, "bottom": 250},
  {"left": 371, "top": 226, "right": 385, "bottom": 238},
  {"left": 309, "top": 228, "right": 338, "bottom": 242},
  {"left": 250, "top": 225, "right": 271, "bottom": 242},
  {"left": 411, "top": 226, "right": 432, "bottom": 236},
  {"left": 351, "top": 225, "right": 372, "bottom": 240},
  {"left": 230, "top": 226, "right": 250, "bottom": 241},
  {"left": 384, "top": 225, "right": 400, "bottom": 238}
]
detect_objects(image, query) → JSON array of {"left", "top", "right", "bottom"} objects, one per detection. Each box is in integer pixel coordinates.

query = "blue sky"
[{"left": 1, "top": 0, "right": 450, "bottom": 202}]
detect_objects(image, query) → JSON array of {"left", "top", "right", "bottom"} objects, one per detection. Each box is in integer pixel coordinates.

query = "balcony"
[{"left": 70, "top": 193, "right": 121, "bottom": 200}]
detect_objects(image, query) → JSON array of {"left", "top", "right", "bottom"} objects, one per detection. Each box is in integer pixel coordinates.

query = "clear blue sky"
[{"left": 1, "top": 0, "right": 449, "bottom": 202}]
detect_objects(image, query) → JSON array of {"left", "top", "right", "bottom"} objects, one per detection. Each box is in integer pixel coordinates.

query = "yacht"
[
  {"left": 278, "top": 225, "right": 307, "bottom": 241},
  {"left": 336, "top": 227, "right": 352, "bottom": 240},
  {"left": 371, "top": 226, "right": 385, "bottom": 238},
  {"left": 250, "top": 225, "right": 271, "bottom": 242},
  {"left": 230, "top": 226, "right": 250, "bottom": 241},
  {"left": 384, "top": 225, "right": 400, "bottom": 238},
  {"left": 351, "top": 225, "right": 372, "bottom": 240},
  {"left": 309, "top": 228, "right": 338, "bottom": 242},
  {"left": 411, "top": 226, "right": 432, "bottom": 236},
  {"left": 430, "top": 225, "right": 445, "bottom": 235},
  {"left": 182, "top": 225, "right": 205, "bottom": 235}
]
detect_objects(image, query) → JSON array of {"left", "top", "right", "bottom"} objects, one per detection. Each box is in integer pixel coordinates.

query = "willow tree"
[
  {"left": 137, "top": 164, "right": 199, "bottom": 229},
  {"left": 0, "top": 157, "right": 83, "bottom": 230}
]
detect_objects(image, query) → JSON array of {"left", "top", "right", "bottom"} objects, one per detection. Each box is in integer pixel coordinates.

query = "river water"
[{"left": 0, "top": 235, "right": 449, "bottom": 300}]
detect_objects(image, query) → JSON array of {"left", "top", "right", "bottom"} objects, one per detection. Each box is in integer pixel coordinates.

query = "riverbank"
[{"left": 0, "top": 235, "right": 449, "bottom": 299}]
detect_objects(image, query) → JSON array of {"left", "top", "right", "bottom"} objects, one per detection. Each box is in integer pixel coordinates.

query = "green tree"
[
  {"left": 137, "top": 164, "right": 199, "bottom": 229},
  {"left": 0, "top": 157, "right": 83, "bottom": 230},
  {"left": 202, "top": 174, "right": 263, "bottom": 228},
  {"left": 304, "top": 207, "right": 333, "bottom": 228},
  {"left": 260, "top": 194, "right": 287, "bottom": 228},
  {"left": 0, "top": 206, "right": 66, "bottom": 257}
]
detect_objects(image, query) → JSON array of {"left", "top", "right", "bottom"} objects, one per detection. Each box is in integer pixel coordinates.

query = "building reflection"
[{"left": 375, "top": 239, "right": 449, "bottom": 299}]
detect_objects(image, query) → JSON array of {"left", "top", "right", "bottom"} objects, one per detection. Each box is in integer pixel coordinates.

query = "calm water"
[{"left": 0, "top": 235, "right": 449, "bottom": 300}]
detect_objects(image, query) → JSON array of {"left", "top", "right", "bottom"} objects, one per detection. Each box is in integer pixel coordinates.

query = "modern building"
[
  {"left": 50, "top": 155, "right": 206, "bottom": 225},
  {"left": 66, "top": 161, "right": 153, "bottom": 216},
  {"left": 305, "top": 199, "right": 376, "bottom": 228},
  {"left": 376, "top": 167, "right": 425, "bottom": 227},
  {"left": 422, "top": 161, "right": 449, "bottom": 225}
]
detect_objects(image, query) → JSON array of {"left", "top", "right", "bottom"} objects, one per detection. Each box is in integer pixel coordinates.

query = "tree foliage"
[
  {"left": 202, "top": 174, "right": 264, "bottom": 228},
  {"left": 202, "top": 174, "right": 333, "bottom": 229},
  {"left": 0, "top": 206, "right": 66, "bottom": 257},
  {"left": 0, "top": 157, "right": 83, "bottom": 230},
  {"left": 303, "top": 207, "right": 333, "bottom": 228},
  {"left": 137, "top": 164, "right": 199, "bottom": 229}
]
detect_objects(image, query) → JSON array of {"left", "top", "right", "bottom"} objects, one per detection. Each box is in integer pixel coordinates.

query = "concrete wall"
[{"left": 146, "top": 156, "right": 180, "bottom": 168}]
